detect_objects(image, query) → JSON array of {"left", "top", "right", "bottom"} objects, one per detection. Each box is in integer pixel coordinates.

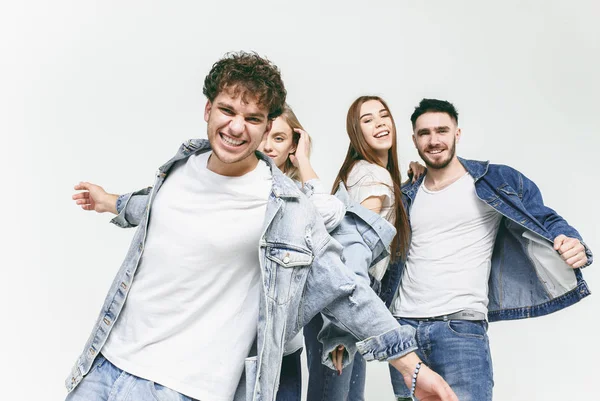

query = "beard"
[{"left": 418, "top": 137, "right": 456, "bottom": 170}]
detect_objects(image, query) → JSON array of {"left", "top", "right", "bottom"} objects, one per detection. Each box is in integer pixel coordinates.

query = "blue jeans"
[
  {"left": 65, "top": 354, "right": 197, "bottom": 401},
  {"left": 67, "top": 352, "right": 301, "bottom": 401},
  {"left": 278, "top": 349, "right": 302, "bottom": 401},
  {"left": 388, "top": 318, "right": 493, "bottom": 401},
  {"left": 304, "top": 313, "right": 366, "bottom": 401}
]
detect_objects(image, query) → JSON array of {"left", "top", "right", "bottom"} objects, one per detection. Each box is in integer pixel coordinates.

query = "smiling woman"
[{"left": 304, "top": 95, "right": 414, "bottom": 401}]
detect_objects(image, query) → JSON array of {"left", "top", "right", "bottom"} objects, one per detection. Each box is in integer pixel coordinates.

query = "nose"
[
  {"left": 228, "top": 115, "right": 245, "bottom": 136},
  {"left": 430, "top": 133, "right": 441, "bottom": 145},
  {"left": 261, "top": 137, "right": 272, "bottom": 152},
  {"left": 375, "top": 117, "right": 386, "bottom": 128}
]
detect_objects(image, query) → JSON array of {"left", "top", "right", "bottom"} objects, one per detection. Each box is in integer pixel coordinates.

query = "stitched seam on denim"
[
  {"left": 446, "top": 321, "right": 485, "bottom": 339},
  {"left": 488, "top": 281, "right": 589, "bottom": 317}
]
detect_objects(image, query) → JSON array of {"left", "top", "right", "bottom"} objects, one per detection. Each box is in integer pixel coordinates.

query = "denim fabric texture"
[
  {"left": 305, "top": 313, "right": 367, "bottom": 401},
  {"left": 65, "top": 139, "right": 414, "bottom": 401},
  {"left": 400, "top": 158, "right": 592, "bottom": 322},
  {"left": 65, "top": 354, "right": 198, "bottom": 401},
  {"left": 388, "top": 319, "right": 493, "bottom": 401}
]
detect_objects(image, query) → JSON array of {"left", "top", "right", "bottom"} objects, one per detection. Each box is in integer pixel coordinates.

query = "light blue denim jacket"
[
  {"left": 65, "top": 139, "right": 416, "bottom": 401},
  {"left": 393, "top": 157, "right": 593, "bottom": 322}
]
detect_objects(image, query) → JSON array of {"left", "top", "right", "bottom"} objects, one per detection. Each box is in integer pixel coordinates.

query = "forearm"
[
  {"left": 297, "top": 158, "right": 318, "bottom": 183},
  {"left": 101, "top": 193, "right": 119, "bottom": 215},
  {"left": 389, "top": 351, "right": 421, "bottom": 377}
]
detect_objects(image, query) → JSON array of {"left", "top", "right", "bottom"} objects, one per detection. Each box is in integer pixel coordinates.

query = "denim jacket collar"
[{"left": 160, "top": 138, "right": 301, "bottom": 200}]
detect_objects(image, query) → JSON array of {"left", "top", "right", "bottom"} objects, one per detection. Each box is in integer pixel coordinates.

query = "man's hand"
[
  {"left": 390, "top": 352, "right": 458, "bottom": 401},
  {"left": 72, "top": 182, "right": 118, "bottom": 215},
  {"left": 554, "top": 234, "right": 587, "bottom": 268},
  {"left": 330, "top": 345, "right": 345, "bottom": 375}
]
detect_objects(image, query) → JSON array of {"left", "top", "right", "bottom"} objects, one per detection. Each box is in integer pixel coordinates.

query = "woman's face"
[
  {"left": 358, "top": 100, "right": 394, "bottom": 157},
  {"left": 258, "top": 116, "right": 296, "bottom": 169}
]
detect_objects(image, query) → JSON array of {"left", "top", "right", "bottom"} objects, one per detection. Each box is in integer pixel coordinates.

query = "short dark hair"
[
  {"left": 410, "top": 98, "right": 459, "bottom": 129},
  {"left": 203, "top": 51, "right": 287, "bottom": 119}
]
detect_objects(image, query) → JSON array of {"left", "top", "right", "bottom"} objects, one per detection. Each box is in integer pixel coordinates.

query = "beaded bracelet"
[{"left": 410, "top": 361, "right": 423, "bottom": 400}]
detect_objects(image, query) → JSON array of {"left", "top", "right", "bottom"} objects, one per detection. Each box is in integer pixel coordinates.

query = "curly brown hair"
[{"left": 203, "top": 51, "right": 287, "bottom": 120}]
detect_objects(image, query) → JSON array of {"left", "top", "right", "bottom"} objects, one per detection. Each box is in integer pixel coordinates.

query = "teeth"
[
  {"left": 375, "top": 131, "right": 389, "bottom": 138},
  {"left": 221, "top": 134, "right": 244, "bottom": 146},
  {"left": 429, "top": 149, "right": 443, "bottom": 154}
]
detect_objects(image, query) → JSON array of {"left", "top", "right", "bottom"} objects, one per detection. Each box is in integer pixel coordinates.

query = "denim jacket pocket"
[
  {"left": 497, "top": 183, "right": 519, "bottom": 197},
  {"left": 265, "top": 247, "right": 313, "bottom": 305}
]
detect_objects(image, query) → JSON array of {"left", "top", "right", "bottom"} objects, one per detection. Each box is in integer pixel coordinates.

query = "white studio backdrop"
[{"left": 1, "top": 1, "right": 598, "bottom": 400}]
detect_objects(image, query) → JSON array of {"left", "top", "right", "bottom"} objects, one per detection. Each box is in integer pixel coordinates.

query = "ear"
[
  {"left": 455, "top": 127, "right": 462, "bottom": 143},
  {"left": 412, "top": 133, "right": 417, "bottom": 148},
  {"left": 204, "top": 100, "right": 212, "bottom": 123}
]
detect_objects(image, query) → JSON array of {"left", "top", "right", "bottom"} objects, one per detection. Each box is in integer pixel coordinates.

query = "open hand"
[{"left": 72, "top": 182, "right": 118, "bottom": 214}]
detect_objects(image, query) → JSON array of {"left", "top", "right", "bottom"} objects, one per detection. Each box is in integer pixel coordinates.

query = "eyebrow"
[
  {"left": 416, "top": 126, "right": 451, "bottom": 135},
  {"left": 216, "top": 102, "right": 266, "bottom": 119},
  {"left": 359, "top": 108, "right": 387, "bottom": 120},
  {"left": 271, "top": 131, "right": 289, "bottom": 136}
]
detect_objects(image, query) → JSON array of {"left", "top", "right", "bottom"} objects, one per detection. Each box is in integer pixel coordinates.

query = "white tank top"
[{"left": 392, "top": 173, "right": 501, "bottom": 318}]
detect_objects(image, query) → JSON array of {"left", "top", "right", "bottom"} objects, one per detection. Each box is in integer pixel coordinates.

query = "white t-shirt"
[
  {"left": 102, "top": 151, "right": 272, "bottom": 401},
  {"left": 346, "top": 160, "right": 395, "bottom": 281},
  {"left": 391, "top": 173, "right": 502, "bottom": 318}
]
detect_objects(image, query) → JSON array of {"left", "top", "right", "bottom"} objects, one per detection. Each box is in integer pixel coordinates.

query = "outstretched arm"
[
  {"left": 72, "top": 182, "right": 118, "bottom": 214},
  {"left": 72, "top": 181, "right": 152, "bottom": 228}
]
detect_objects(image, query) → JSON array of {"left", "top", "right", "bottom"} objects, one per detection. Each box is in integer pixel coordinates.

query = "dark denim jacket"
[{"left": 379, "top": 157, "right": 592, "bottom": 322}]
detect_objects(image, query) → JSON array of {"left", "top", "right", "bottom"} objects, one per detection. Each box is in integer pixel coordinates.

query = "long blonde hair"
[
  {"left": 332, "top": 96, "right": 410, "bottom": 261},
  {"left": 279, "top": 104, "right": 312, "bottom": 181}
]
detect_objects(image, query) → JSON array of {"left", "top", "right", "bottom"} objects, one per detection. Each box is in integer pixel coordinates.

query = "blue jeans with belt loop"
[{"left": 388, "top": 318, "right": 493, "bottom": 401}]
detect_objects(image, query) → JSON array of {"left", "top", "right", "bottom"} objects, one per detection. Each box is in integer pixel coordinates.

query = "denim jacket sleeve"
[
  {"left": 518, "top": 171, "right": 593, "bottom": 267},
  {"left": 316, "top": 209, "right": 399, "bottom": 369},
  {"left": 110, "top": 187, "right": 152, "bottom": 228},
  {"left": 303, "top": 222, "right": 416, "bottom": 371}
]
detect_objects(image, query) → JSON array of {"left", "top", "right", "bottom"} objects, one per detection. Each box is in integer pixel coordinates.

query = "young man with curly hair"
[{"left": 64, "top": 53, "right": 457, "bottom": 401}]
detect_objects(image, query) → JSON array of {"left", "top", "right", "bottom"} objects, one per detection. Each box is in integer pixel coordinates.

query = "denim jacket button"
[{"left": 283, "top": 256, "right": 290, "bottom": 264}]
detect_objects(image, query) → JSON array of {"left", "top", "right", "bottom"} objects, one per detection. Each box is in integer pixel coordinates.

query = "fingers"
[
  {"left": 554, "top": 236, "right": 587, "bottom": 268},
  {"left": 553, "top": 234, "right": 567, "bottom": 250},
  {"left": 571, "top": 258, "right": 587, "bottom": 269},
  {"left": 72, "top": 192, "right": 90, "bottom": 200},
  {"left": 293, "top": 128, "right": 311, "bottom": 146},
  {"left": 334, "top": 345, "right": 344, "bottom": 375},
  {"left": 558, "top": 238, "right": 584, "bottom": 258},
  {"left": 74, "top": 181, "right": 91, "bottom": 191}
]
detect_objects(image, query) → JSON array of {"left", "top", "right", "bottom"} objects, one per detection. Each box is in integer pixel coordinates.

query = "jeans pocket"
[
  {"left": 447, "top": 320, "right": 486, "bottom": 339},
  {"left": 150, "top": 382, "right": 192, "bottom": 401}
]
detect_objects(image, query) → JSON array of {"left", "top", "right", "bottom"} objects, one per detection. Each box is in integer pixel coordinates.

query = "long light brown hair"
[
  {"left": 279, "top": 104, "right": 311, "bottom": 181},
  {"left": 332, "top": 96, "right": 410, "bottom": 261}
]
